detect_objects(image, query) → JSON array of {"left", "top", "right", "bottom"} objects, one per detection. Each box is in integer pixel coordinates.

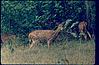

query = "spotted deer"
[
  {"left": 78, "top": 21, "right": 91, "bottom": 40},
  {"left": 28, "top": 22, "right": 66, "bottom": 48}
]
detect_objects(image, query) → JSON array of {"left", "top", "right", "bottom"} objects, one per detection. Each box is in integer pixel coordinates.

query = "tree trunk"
[{"left": 85, "top": 1, "right": 89, "bottom": 22}]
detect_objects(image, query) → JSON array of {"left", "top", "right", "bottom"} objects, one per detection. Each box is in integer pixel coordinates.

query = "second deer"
[
  {"left": 1, "top": 33, "right": 16, "bottom": 46},
  {"left": 78, "top": 21, "right": 92, "bottom": 40}
]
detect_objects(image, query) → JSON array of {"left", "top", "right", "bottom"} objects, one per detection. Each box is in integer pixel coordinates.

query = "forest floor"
[{"left": 1, "top": 40, "right": 95, "bottom": 64}]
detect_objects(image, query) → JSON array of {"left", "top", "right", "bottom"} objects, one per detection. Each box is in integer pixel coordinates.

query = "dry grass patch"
[{"left": 1, "top": 40, "right": 95, "bottom": 64}]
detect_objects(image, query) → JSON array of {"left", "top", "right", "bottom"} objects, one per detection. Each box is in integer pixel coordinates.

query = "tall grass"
[{"left": 1, "top": 39, "right": 95, "bottom": 64}]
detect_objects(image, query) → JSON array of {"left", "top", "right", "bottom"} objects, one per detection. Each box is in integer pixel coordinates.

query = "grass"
[{"left": 1, "top": 40, "right": 95, "bottom": 64}]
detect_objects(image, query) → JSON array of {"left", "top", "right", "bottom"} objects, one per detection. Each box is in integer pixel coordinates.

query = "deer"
[
  {"left": 78, "top": 21, "right": 92, "bottom": 40},
  {"left": 28, "top": 22, "right": 66, "bottom": 49},
  {"left": 30, "top": 19, "right": 74, "bottom": 48},
  {"left": 1, "top": 33, "right": 16, "bottom": 46}
]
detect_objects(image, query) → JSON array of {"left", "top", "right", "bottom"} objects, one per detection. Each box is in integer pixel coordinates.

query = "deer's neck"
[
  {"left": 49, "top": 28, "right": 61, "bottom": 41},
  {"left": 54, "top": 28, "right": 61, "bottom": 35}
]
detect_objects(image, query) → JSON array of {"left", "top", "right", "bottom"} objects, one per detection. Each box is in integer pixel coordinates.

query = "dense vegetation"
[{"left": 1, "top": 1, "right": 95, "bottom": 34}]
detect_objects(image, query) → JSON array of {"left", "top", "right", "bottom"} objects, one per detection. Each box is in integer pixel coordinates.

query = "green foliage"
[{"left": 1, "top": 1, "right": 95, "bottom": 36}]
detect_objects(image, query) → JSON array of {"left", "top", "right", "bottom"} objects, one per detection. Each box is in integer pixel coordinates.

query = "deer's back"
[{"left": 29, "top": 30, "right": 55, "bottom": 39}]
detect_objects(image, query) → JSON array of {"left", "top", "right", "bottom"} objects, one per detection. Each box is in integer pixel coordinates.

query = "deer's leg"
[
  {"left": 47, "top": 40, "right": 50, "bottom": 49},
  {"left": 92, "top": 34, "right": 95, "bottom": 40},
  {"left": 29, "top": 39, "right": 31, "bottom": 44},
  {"left": 47, "top": 39, "right": 52, "bottom": 49},
  {"left": 29, "top": 40, "right": 35, "bottom": 48},
  {"left": 79, "top": 31, "right": 85, "bottom": 43},
  {"left": 84, "top": 34, "right": 87, "bottom": 40},
  {"left": 87, "top": 31, "right": 92, "bottom": 40},
  {"left": 79, "top": 35, "right": 82, "bottom": 44}
]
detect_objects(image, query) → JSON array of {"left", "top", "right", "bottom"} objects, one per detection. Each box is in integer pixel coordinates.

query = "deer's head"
[
  {"left": 58, "top": 23, "right": 64, "bottom": 30},
  {"left": 54, "top": 22, "right": 66, "bottom": 32},
  {"left": 78, "top": 21, "right": 87, "bottom": 32}
]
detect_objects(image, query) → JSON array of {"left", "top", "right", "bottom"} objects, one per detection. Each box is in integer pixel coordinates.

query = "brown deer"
[
  {"left": 78, "top": 21, "right": 91, "bottom": 40},
  {"left": 1, "top": 33, "right": 16, "bottom": 46},
  {"left": 28, "top": 22, "right": 65, "bottom": 48}
]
